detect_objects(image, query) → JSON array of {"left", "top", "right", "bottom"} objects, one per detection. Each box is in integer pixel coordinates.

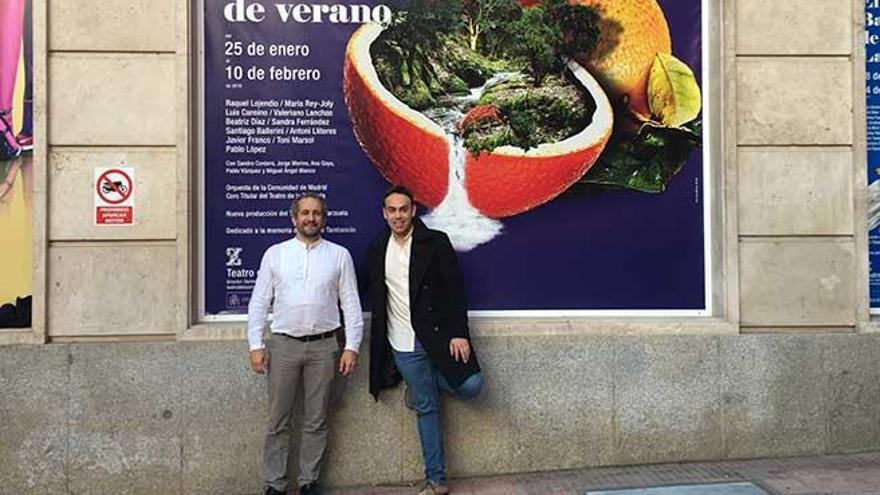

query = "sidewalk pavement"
[{"left": 324, "top": 452, "right": 880, "bottom": 495}]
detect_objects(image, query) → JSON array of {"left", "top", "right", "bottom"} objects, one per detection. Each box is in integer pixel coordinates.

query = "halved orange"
[{"left": 343, "top": 23, "right": 613, "bottom": 218}]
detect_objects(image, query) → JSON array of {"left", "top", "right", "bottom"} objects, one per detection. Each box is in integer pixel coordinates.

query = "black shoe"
[
  {"left": 263, "top": 487, "right": 285, "bottom": 495},
  {"left": 299, "top": 482, "right": 321, "bottom": 495},
  {"left": 0, "top": 111, "right": 21, "bottom": 161}
]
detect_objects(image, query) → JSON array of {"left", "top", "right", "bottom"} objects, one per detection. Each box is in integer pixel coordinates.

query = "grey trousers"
[{"left": 263, "top": 334, "right": 338, "bottom": 490}]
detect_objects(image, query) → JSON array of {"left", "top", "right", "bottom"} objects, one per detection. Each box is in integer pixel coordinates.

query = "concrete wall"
[
  {"left": 4, "top": 333, "right": 880, "bottom": 494},
  {"left": 734, "top": 0, "right": 863, "bottom": 329},
  {"left": 0, "top": 0, "right": 875, "bottom": 492},
  {"left": 43, "top": 0, "right": 181, "bottom": 338}
]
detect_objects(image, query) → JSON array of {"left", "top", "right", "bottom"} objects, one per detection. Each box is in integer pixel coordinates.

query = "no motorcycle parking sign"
[{"left": 94, "top": 167, "right": 135, "bottom": 225}]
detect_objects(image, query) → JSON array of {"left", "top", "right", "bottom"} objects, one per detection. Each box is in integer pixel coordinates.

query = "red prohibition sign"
[{"left": 96, "top": 169, "right": 133, "bottom": 205}]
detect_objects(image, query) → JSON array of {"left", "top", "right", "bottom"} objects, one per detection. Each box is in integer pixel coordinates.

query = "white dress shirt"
[
  {"left": 385, "top": 232, "right": 416, "bottom": 352},
  {"left": 247, "top": 237, "right": 363, "bottom": 352}
]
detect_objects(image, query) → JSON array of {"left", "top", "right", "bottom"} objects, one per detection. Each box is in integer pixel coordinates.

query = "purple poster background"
[
  {"left": 867, "top": 3, "right": 880, "bottom": 309},
  {"left": 202, "top": 0, "right": 706, "bottom": 315}
]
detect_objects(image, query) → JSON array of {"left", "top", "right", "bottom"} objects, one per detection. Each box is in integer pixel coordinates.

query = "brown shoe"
[{"left": 417, "top": 480, "right": 449, "bottom": 495}]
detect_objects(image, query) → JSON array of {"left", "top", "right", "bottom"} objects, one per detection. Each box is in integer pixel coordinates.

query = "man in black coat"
[{"left": 366, "top": 185, "right": 483, "bottom": 495}]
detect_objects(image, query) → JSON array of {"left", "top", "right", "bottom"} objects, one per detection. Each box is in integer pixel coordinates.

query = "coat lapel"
[
  {"left": 373, "top": 229, "right": 390, "bottom": 298},
  {"left": 409, "top": 218, "right": 435, "bottom": 304}
]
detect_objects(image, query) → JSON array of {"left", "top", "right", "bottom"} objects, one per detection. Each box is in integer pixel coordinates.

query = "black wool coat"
[{"left": 366, "top": 218, "right": 480, "bottom": 400}]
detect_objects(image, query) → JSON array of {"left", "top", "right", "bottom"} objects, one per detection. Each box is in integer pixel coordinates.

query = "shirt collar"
[
  {"left": 294, "top": 236, "right": 323, "bottom": 250},
  {"left": 391, "top": 229, "right": 413, "bottom": 247}
]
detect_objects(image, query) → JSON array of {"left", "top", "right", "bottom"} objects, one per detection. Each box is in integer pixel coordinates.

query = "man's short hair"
[
  {"left": 383, "top": 185, "right": 414, "bottom": 206},
  {"left": 291, "top": 193, "right": 327, "bottom": 217}
]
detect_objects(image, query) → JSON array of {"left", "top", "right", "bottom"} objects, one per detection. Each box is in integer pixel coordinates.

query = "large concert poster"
[{"left": 201, "top": 0, "right": 708, "bottom": 317}]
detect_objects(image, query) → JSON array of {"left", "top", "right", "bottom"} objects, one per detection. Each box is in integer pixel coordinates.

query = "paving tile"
[
  {"left": 586, "top": 482, "right": 769, "bottom": 495},
  {"left": 325, "top": 452, "right": 880, "bottom": 495}
]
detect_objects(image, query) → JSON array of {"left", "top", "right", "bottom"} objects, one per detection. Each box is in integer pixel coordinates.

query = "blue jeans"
[{"left": 392, "top": 340, "right": 483, "bottom": 484}]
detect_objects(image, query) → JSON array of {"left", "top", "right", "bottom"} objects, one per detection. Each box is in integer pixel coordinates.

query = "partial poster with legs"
[{"left": 0, "top": 0, "right": 33, "bottom": 329}]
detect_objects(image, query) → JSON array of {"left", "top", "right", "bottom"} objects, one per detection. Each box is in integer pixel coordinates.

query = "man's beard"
[{"left": 298, "top": 223, "right": 321, "bottom": 239}]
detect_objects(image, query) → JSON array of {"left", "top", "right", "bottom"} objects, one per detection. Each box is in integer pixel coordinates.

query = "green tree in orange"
[{"left": 462, "top": 0, "right": 521, "bottom": 52}]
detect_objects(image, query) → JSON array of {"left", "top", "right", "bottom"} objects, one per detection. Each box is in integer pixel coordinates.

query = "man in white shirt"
[{"left": 247, "top": 193, "right": 363, "bottom": 495}]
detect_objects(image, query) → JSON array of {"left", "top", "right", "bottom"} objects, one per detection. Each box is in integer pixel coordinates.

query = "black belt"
[{"left": 278, "top": 329, "right": 338, "bottom": 342}]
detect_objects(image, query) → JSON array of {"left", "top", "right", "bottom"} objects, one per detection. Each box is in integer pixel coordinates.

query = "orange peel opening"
[{"left": 343, "top": 22, "right": 613, "bottom": 218}]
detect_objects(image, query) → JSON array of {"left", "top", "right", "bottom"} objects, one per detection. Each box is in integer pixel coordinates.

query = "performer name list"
[{"left": 224, "top": 98, "right": 337, "bottom": 153}]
